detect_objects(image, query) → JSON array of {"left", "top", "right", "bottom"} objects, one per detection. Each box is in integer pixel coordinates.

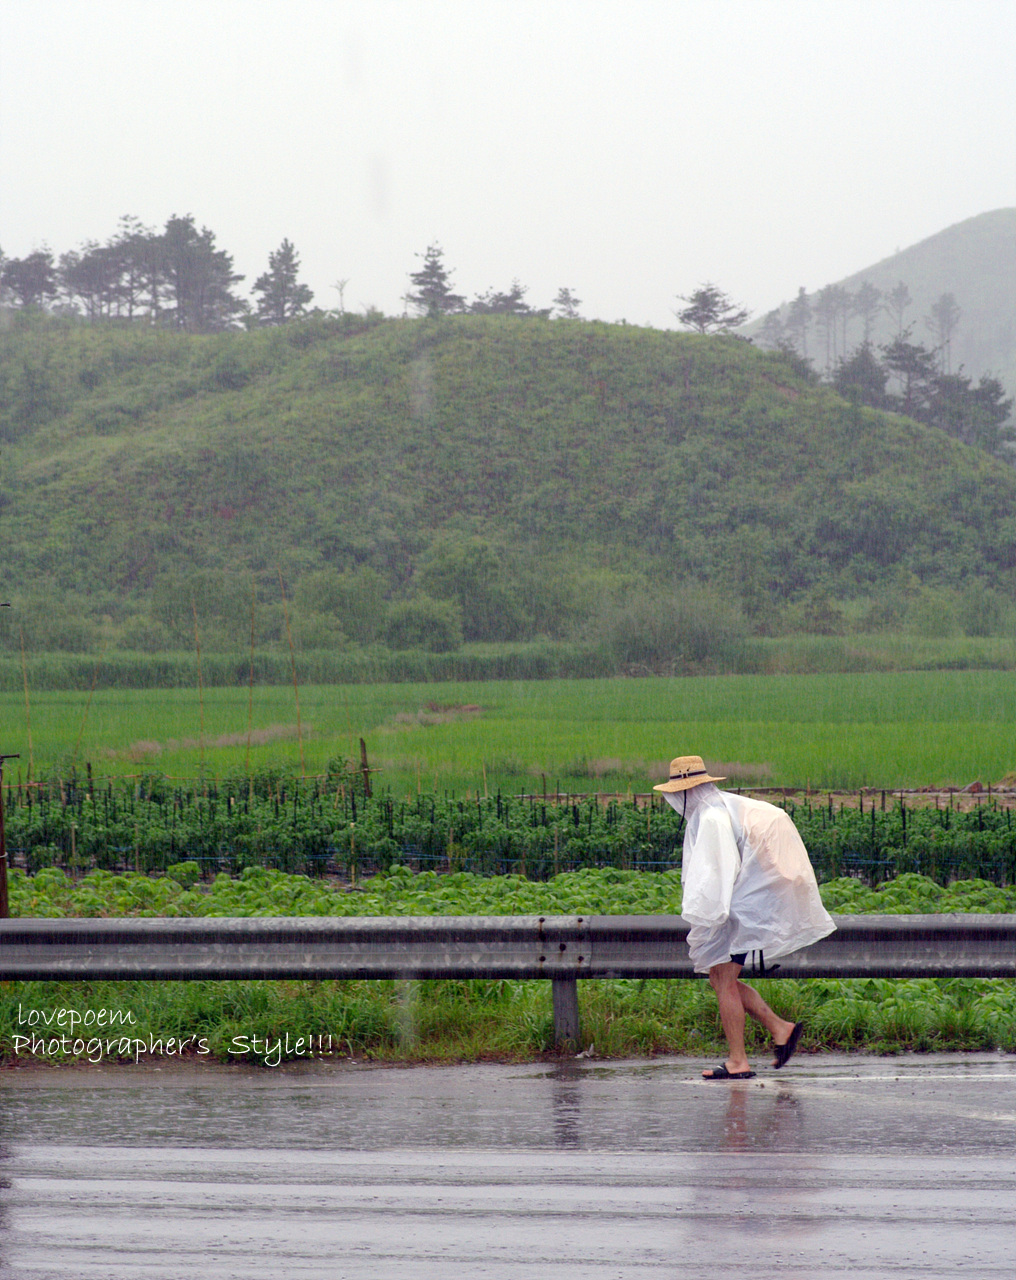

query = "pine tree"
[
  {"left": 407, "top": 243, "right": 464, "bottom": 317},
  {"left": 926, "top": 371, "right": 1013, "bottom": 452},
  {"left": 785, "top": 287, "right": 812, "bottom": 357},
  {"left": 925, "top": 293, "right": 962, "bottom": 373},
  {"left": 885, "top": 281, "right": 912, "bottom": 338},
  {"left": 674, "top": 283, "right": 750, "bottom": 334},
  {"left": 252, "top": 239, "right": 314, "bottom": 325},
  {"left": 832, "top": 342, "right": 888, "bottom": 409},
  {"left": 852, "top": 281, "right": 882, "bottom": 344},
  {"left": 160, "top": 215, "right": 245, "bottom": 333},
  {"left": 469, "top": 280, "right": 549, "bottom": 318},
  {"left": 881, "top": 328, "right": 938, "bottom": 418},
  {"left": 58, "top": 242, "right": 120, "bottom": 319},
  {"left": 1, "top": 249, "right": 57, "bottom": 307},
  {"left": 552, "top": 287, "right": 582, "bottom": 319},
  {"left": 756, "top": 308, "right": 787, "bottom": 349}
]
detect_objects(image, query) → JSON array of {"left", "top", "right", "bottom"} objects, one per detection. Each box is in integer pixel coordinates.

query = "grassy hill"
[
  {"left": 2, "top": 310, "right": 1015, "bottom": 668},
  {"left": 751, "top": 208, "right": 1016, "bottom": 392}
]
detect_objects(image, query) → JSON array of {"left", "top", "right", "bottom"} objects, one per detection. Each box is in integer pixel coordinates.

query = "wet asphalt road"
[{"left": 0, "top": 1052, "right": 1012, "bottom": 1279}]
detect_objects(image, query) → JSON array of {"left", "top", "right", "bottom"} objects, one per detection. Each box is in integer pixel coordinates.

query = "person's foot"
[
  {"left": 702, "top": 1060, "right": 754, "bottom": 1080},
  {"left": 772, "top": 1021, "right": 805, "bottom": 1069}
]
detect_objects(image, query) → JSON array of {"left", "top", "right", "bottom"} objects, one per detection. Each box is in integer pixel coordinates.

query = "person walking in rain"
[{"left": 655, "top": 756, "right": 836, "bottom": 1080}]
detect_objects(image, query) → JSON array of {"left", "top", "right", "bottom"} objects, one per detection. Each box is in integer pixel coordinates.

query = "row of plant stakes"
[{"left": 3, "top": 768, "right": 1015, "bottom": 887}]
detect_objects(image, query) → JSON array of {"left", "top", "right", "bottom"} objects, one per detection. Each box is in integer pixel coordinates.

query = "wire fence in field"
[{"left": 3, "top": 769, "right": 1015, "bottom": 887}]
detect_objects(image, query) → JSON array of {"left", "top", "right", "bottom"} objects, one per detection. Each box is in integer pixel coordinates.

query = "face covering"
[{"left": 663, "top": 783, "right": 740, "bottom": 928}]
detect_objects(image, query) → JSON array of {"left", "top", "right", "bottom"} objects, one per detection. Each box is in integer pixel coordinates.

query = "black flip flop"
[
  {"left": 773, "top": 1021, "right": 804, "bottom": 1069},
  {"left": 702, "top": 1065, "right": 756, "bottom": 1080}
]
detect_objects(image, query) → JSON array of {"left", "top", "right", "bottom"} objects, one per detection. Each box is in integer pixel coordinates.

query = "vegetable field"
[
  {"left": 5, "top": 777, "right": 1015, "bottom": 886},
  {"left": 9, "top": 863, "right": 1016, "bottom": 921}
]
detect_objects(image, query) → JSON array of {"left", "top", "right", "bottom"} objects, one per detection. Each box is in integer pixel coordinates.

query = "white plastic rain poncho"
[{"left": 665, "top": 783, "right": 835, "bottom": 973}]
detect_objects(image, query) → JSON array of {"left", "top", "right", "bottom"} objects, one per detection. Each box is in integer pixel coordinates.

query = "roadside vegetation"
[{"left": 2, "top": 866, "right": 1013, "bottom": 1066}]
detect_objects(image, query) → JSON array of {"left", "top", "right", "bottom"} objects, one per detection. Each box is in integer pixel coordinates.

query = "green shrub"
[
  {"left": 385, "top": 595, "right": 463, "bottom": 653},
  {"left": 593, "top": 584, "right": 748, "bottom": 670},
  {"left": 907, "top": 588, "right": 960, "bottom": 638},
  {"left": 165, "top": 861, "right": 202, "bottom": 889},
  {"left": 293, "top": 568, "right": 387, "bottom": 645},
  {"left": 957, "top": 584, "right": 1014, "bottom": 638},
  {"left": 115, "top": 616, "right": 173, "bottom": 653}
]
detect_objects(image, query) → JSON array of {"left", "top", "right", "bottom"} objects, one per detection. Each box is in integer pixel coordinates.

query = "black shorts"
[{"left": 730, "top": 952, "right": 747, "bottom": 966}]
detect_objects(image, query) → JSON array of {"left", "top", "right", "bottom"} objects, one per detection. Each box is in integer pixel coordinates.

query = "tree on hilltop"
[
  {"left": 925, "top": 292, "right": 962, "bottom": 373},
  {"left": 674, "top": 283, "right": 750, "bottom": 334},
  {"left": 785, "top": 287, "right": 812, "bottom": 357},
  {"left": 252, "top": 239, "right": 314, "bottom": 325},
  {"left": 407, "top": 243, "right": 464, "bottom": 317},
  {"left": 852, "top": 281, "right": 882, "bottom": 344},
  {"left": 828, "top": 330, "right": 1012, "bottom": 458},
  {"left": 469, "top": 279, "right": 549, "bottom": 318},
  {"left": 552, "top": 287, "right": 582, "bottom": 319},
  {"left": 756, "top": 308, "right": 787, "bottom": 349},
  {"left": 813, "top": 284, "right": 853, "bottom": 370},
  {"left": 160, "top": 215, "right": 246, "bottom": 333},
  {"left": 881, "top": 328, "right": 939, "bottom": 418},
  {"left": 1, "top": 249, "right": 58, "bottom": 307},
  {"left": 57, "top": 217, "right": 164, "bottom": 321},
  {"left": 885, "top": 281, "right": 912, "bottom": 338},
  {"left": 110, "top": 215, "right": 160, "bottom": 319},
  {"left": 59, "top": 241, "right": 121, "bottom": 319},
  {"left": 832, "top": 341, "right": 889, "bottom": 409},
  {"left": 924, "top": 370, "right": 1013, "bottom": 453}
]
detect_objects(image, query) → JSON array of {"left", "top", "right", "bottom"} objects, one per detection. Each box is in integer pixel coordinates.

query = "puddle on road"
[{"left": 0, "top": 1055, "right": 1012, "bottom": 1278}]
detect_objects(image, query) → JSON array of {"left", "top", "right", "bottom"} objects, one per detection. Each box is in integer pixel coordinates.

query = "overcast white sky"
[{"left": 2, "top": 0, "right": 1014, "bottom": 326}]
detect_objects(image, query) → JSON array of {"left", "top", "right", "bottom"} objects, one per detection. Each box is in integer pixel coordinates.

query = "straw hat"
[{"left": 653, "top": 755, "right": 726, "bottom": 793}]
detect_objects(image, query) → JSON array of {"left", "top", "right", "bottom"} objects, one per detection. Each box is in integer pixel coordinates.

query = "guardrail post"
[{"left": 551, "top": 977, "right": 580, "bottom": 1051}]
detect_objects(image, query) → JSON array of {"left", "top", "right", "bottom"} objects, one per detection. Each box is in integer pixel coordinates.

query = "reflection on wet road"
[{"left": 0, "top": 1053, "right": 1012, "bottom": 1278}]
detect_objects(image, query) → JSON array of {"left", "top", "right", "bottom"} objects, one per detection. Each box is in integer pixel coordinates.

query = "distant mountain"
[
  {"left": 751, "top": 209, "right": 1016, "bottom": 393},
  {"left": 2, "top": 314, "right": 1016, "bottom": 656}
]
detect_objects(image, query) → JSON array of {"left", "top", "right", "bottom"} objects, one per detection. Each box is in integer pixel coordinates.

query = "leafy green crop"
[{"left": 7, "top": 864, "right": 1016, "bottom": 920}]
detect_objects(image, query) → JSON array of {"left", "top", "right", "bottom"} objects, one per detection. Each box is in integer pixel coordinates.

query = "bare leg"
[
  {"left": 703, "top": 962, "right": 752, "bottom": 1077},
  {"left": 736, "top": 980, "right": 796, "bottom": 1054},
  {"left": 703, "top": 963, "right": 797, "bottom": 1077}
]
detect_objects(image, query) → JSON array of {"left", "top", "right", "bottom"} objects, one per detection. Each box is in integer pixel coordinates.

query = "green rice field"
[{"left": 3, "top": 670, "right": 1016, "bottom": 793}]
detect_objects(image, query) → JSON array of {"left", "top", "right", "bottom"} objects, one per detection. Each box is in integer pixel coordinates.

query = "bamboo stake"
[
  {"left": 246, "top": 581, "right": 257, "bottom": 776},
  {"left": 19, "top": 627, "right": 33, "bottom": 782},
  {"left": 192, "top": 601, "right": 206, "bottom": 791},
  {"left": 72, "top": 645, "right": 105, "bottom": 767},
  {"left": 277, "top": 568, "right": 305, "bottom": 778},
  {"left": 359, "top": 737, "right": 372, "bottom": 799}
]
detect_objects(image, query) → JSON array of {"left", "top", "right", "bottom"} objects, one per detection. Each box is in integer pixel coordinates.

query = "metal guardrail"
[
  {"left": 2, "top": 914, "right": 1014, "bottom": 981},
  {"left": 2, "top": 913, "right": 1013, "bottom": 1046}
]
